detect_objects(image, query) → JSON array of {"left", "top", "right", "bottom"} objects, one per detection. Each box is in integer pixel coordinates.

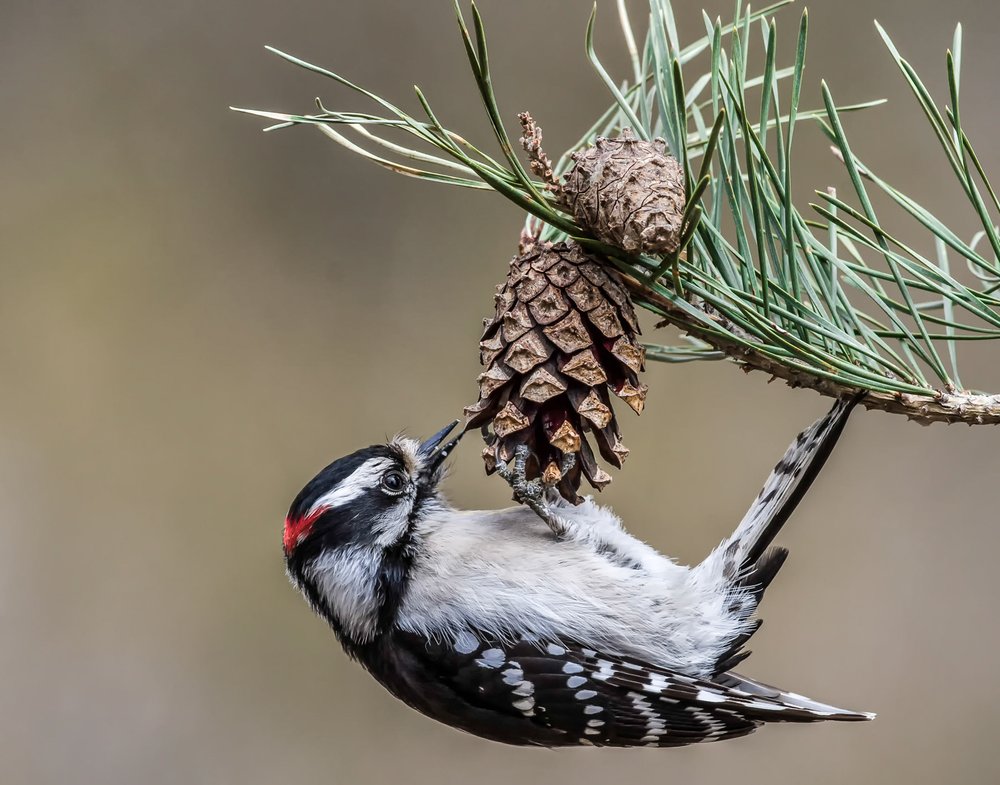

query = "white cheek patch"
[
  {"left": 307, "top": 546, "right": 381, "bottom": 643},
  {"left": 307, "top": 457, "right": 395, "bottom": 517},
  {"left": 371, "top": 502, "right": 415, "bottom": 548}
]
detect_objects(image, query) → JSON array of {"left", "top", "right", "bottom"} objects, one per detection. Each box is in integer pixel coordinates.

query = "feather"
[{"left": 376, "top": 630, "right": 869, "bottom": 748}]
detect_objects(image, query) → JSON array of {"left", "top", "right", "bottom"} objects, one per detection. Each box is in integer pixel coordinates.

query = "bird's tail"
[
  {"left": 714, "top": 671, "right": 875, "bottom": 722},
  {"left": 697, "top": 394, "right": 862, "bottom": 673}
]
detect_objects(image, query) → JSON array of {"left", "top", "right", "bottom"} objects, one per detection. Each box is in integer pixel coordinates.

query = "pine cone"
[
  {"left": 561, "top": 129, "right": 686, "bottom": 256},
  {"left": 465, "top": 240, "right": 647, "bottom": 503}
]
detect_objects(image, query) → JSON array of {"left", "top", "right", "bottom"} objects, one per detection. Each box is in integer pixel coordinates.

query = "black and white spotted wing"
[{"left": 382, "top": 631, "right": 869, "bottom": 748}]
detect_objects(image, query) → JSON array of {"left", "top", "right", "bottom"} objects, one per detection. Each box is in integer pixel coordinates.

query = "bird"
[{"left": 282, "top": 395, "right": 872, "bottom": 747}]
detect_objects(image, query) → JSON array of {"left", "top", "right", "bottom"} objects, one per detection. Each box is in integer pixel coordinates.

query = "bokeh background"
[{"left": 4, "top": 0, "right": 1000, "bottom": 783}]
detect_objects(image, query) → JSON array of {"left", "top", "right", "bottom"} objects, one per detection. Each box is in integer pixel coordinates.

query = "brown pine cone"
[
  {"left": 465, "top": 240, "right": 647, "bottom": 503},
  {"left": 561, "top": 129, "right": 686, "bottom": 256}
]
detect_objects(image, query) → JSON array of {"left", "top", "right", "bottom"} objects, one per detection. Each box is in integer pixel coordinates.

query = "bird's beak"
[{"left": 418, "top": 420, "right": 464, "bottom": 474}]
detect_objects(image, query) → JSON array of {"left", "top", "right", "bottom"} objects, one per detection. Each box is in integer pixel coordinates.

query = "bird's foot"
[{"left": 496, "top": 446, "right": 576, "bottom": 538}]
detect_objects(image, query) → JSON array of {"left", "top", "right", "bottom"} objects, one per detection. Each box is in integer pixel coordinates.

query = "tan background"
[{"left": 4, "top": 0, "right": 1000, "bottom": 783}]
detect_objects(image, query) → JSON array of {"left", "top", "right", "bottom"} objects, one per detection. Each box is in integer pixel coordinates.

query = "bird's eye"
[{"left": 380, "top": 469, "right": 407, "bottom": 495}]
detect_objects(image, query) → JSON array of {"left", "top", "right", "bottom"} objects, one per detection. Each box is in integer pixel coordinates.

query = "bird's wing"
[{"left": 392, "top": 631, "right": 868, "bottom": 748}]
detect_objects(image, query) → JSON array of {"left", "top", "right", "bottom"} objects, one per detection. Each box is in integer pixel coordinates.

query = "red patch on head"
[{"left": 283, "top": 509, "right": 323, "bottom": 555}]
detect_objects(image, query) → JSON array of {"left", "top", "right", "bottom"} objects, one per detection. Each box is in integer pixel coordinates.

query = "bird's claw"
[
  {"left": 495, "top": 445, "right": 543, "bottom": 503},
  {"left": 496, "top": 445, "right": 573, "bottom": 538}
]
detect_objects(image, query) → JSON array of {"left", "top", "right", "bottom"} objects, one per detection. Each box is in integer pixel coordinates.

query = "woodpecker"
[{"left": 282, "top": 397, "right": 872, "bottom": 747}]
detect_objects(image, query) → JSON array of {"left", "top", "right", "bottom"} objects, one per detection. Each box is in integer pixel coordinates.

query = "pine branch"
[{"left": 234, "top": 1, "right": 1000, "bottom": 425}]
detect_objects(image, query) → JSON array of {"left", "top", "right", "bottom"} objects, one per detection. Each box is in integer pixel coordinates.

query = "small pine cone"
[
  {"left": 561, "top": 129, "right": 686, "bottom": 256},
  {"left": 465, "top": 240, "right": 647, "bottom": 502}
]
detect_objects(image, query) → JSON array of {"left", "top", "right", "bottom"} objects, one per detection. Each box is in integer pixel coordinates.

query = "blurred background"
[{"left": 3, "top": 0, "right": 1000, "bottom": 782}]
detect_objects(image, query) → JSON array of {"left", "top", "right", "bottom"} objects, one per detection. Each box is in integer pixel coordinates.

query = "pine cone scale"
[
  {"left": 586, "top": 300, "right": 624, "bottom": 338},
  {"left": 528, "top": 285, "right": 570, "bottom": 325},
  {"left": 543, "top": 311, "right": 592, "bottom": 353},
  {"left": 565, "top": 276, "right": 603, "bottom": 312},
  {"left": 520, "top": 365, "right": 567, "bottom": 403},
  {"left": 560, "top": 348, "right": 608, "bottom": 386},
  {"left": 503, "top": 330, "right": 553, "bottom": 374}
]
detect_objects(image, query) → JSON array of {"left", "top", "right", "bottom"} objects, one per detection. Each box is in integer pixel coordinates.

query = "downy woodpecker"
[{"left": 283, "top": 397, "right": 872, "bottom": 747}]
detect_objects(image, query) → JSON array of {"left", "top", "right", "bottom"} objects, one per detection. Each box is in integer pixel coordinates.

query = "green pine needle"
[{"left": 235, "top": 0, "right": 1000, "bottom": 423}]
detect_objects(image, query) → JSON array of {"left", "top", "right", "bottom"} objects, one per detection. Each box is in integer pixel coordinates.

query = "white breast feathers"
[{"left": 399, "top": 499, "right": 755, "bottom": 677}]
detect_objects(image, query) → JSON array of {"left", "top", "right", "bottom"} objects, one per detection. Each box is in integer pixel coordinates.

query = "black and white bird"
[{"left": 283, "top": 397, "right": 872, "bottom": 747}]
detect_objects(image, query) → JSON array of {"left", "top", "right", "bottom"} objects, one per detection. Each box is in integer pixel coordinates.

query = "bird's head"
[{"left": 282, "top": 421, "right": 462, "bottom": 652}]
